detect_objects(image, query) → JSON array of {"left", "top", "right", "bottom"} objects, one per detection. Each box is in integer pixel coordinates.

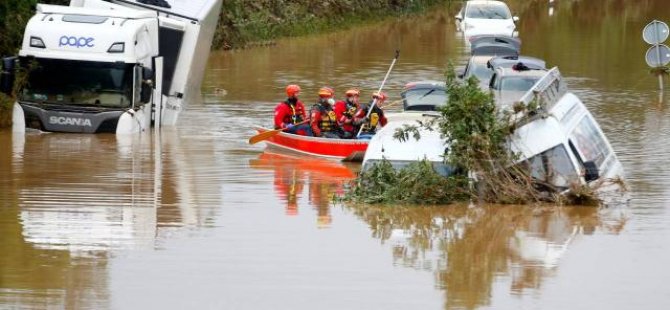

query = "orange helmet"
[
  {"left": 318, "top": 86, "right": 334, "bottom": 98},
  {"left": 286, "top": 84, "right": 301, "bottom": 97},
  {"left": 345, "top": 89, "right": 360, "bottom": 97},
  {"left": 372, "top": 91, "right": 387, "bottom": 101}
]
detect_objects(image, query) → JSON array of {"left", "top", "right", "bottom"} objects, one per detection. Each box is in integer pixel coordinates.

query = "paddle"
[
  {"left": 248, "top": 120, "right": 309, "bottom": 145},
  {"left": 356, "top": 50, "right": 400, "bottom": 138}
]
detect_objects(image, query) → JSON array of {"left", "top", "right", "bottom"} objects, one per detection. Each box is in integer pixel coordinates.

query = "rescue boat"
[{"left": 252, "top": 126, "right": 369, "bottom": 161}]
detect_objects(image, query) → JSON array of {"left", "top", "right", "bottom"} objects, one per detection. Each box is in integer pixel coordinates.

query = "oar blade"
[{"left": 248, "top": 129, "right": 282, "bottom": 145}]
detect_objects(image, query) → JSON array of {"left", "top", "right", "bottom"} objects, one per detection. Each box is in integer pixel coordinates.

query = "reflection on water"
[
  {"left": 346, "top": 203, "right": 626, "bottom": 309},
  {"left": 249, "top": 151, "right": 357, "bottom": 227},
  {"left": 0, "top": 127, "right": 223, "bottom": 308}
]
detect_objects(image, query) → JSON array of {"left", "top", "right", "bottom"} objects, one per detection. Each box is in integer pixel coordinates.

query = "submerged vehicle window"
[
  {"left": 500, "top": 77, "right": 540, "bottom": 92},
  {"left": 362, "top": 160, "right": 456, "bottom": 178},
  {"left": 472, "top": 63, "right": 494, "bottom": 83},
  {"left": 569, "top": 116, "right": 611, "bottom": 167},
  {"left": 466, "top": 3, "right": 512, "bottom": 19},
  {"left": 402, "top": 88, "right": 447, "bottom": 111},
  {"left": 520, "top": 144, "right": 580, "bottom": 188},
  {"left": 19, "top": 58, "right": 134, "bottom": 108}
]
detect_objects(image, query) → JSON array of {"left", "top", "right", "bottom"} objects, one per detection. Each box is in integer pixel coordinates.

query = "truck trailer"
[{"left": 1, "top": 0, "right": 222, "bottom": 134}]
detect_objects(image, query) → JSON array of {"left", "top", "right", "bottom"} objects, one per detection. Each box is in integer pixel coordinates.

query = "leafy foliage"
[
  {"left": 0, "top": 0, "right": 69, "bottom": 57},
  {"left": 344, "top": 159, "right": 471, "bottom": 205}
]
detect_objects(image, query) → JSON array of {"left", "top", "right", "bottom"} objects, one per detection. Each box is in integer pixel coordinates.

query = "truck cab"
[{"left": 3, "top": 0, "right": 222, "bottom": 134}]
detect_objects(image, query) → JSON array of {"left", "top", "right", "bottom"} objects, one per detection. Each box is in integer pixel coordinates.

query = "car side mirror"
[
  {"left": 1, "top": 57, "right": 17, "bottom": 95},
  {"left": 455, "top": 15, "right": 462, "bottom": 21},
  {"left": 583, "top": 161, "right": 599, "bottom": 182},
  {"left": 513, "top": 16, "right": 520, "bottom": 22}
]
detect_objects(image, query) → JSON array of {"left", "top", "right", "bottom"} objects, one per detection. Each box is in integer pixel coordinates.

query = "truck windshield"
[{"left": 19, "top": 58, "right": 134, "bottom": 108}]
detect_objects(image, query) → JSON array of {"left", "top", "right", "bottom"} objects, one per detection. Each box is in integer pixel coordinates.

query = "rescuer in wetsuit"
[
  {"left": 354, "top": 91, "right": 388, "bottom": 138},
  {"left": 274, "top": 84, "right": 312, "bottom": 136},
  {"left": 334, "top": 89, "right": 361, "bottom": 139},
  {"left": 310, "top": 87, "right": 341, "bottom": 138}
]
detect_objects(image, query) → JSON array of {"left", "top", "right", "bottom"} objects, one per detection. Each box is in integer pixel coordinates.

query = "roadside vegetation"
[
  {"left": 214, "top": 0, "right": 449, "bottom": 49},
  {"left": 344, "top": 65, "right": 600, "bottom": 206},
  {"left": 0, "top": 0, "right": 69, "bottom": 57}
]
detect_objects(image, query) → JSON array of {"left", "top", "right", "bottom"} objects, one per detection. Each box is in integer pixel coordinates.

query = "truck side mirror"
[
  {"left": 513, "top": 16, "right": 520, "bottom": 23},
  {"left": 583, "top": 161, "right": 599, "bottom": 182},
  {"left": 140, "top": 67, "right": 154, "bottom": 103},
  {"left": 1, "top": 57, "right": 17, "bottom": 95}
]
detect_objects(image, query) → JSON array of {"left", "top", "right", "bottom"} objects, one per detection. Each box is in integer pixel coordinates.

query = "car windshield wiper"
[
  {"left": 492, "top": 11, "right": 506, "bottom": 19},
  {"left": 419, "top": 89, "right": 436, "bottom": 99}
]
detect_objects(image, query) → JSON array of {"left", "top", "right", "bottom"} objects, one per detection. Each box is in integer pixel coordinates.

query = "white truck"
[{"left": 0, "top": 0, "right": 222, "bottom": 134}]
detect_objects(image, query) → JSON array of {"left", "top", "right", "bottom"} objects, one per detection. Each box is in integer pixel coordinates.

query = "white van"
[{"left": 508, "top": 68, "right": 625, "bottom": 193}]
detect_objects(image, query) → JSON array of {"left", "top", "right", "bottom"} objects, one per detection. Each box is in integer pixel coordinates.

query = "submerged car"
[
  {"left": 455, "top": 0, "right": 519, "bottom": 38},
  {"left": 362, "top": 81, "right": 454, "bottom": 176},
  {"left": 461, "top": 36, "right": 521, "bottom": 90},
  {"left": 401, "top": 80, "right": 447, "bottom": 111},
  {"left": 489, "top": 62, "right": 548, "bottom": 108}
]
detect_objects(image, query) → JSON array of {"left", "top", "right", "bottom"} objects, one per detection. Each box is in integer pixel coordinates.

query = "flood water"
[{"left": 2, "top": 1, "right": 670, "bottom": 309}]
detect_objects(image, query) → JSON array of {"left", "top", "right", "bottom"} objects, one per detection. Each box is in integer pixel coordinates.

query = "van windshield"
[
  {"left": 569, "top": 116, "right": 611, "bottom": 167},
  {"left": 519, "top": 144, "right": 580, "bottom": 189},
  {"left": 19, "top": 57, "right": 134, "bottom": 108}
]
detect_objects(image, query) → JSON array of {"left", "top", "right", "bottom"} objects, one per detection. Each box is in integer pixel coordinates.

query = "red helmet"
[
  {"left": 286, "top": 84, "right": 301, "bottom": 97},
  {"left": 345, "top": 89, "right": 360, "bottom": 97},
  {"left": 318, "top": 87, "right": 334, "bottom": 98},
  {"left": 372, "top": 91, "right": 387, "bottom": 101}
]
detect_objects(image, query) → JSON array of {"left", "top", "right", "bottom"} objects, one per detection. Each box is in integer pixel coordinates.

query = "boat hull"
[{"left": 253, "top": 127, "right": 368, "bottom": 161}]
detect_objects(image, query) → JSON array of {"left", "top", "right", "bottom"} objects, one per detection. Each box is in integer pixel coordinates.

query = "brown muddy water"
[{"left": 2, "top": 1, "right": 670, "bottom": 309}]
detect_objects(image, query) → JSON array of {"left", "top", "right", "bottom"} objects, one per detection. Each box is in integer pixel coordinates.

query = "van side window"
[{"left": 569, "top": 116, "right": 611, "bottom": 167}]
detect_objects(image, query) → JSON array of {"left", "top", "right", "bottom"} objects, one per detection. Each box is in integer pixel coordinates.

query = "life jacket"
[
  {"left": 343, "top": 101, "right": 357, "bottom": 118},
  {"left": 359, "top": 102, "right": 383, "bottom": 134},
  {"left": 283, "top": 100, "right": 304, "bottom": 125},
  {"left": 312, "top": 103, "right": 337, "bottom": 132}
]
